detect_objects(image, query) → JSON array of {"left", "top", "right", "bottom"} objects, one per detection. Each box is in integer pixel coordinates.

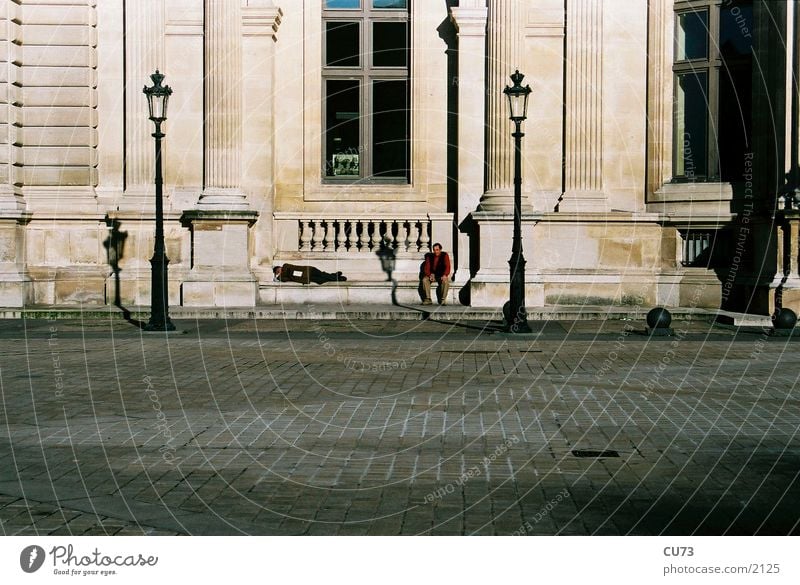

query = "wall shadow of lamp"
[
  {"left": 376, "top": 238, "right": 398, "bottom": 305},
  {"left": 103, "top": 217, "right": 128, "bottom": 309}
]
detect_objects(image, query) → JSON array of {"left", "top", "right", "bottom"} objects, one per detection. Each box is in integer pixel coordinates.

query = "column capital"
[{"left": 450, "top": 6, "right": 487, "bottom": 37}]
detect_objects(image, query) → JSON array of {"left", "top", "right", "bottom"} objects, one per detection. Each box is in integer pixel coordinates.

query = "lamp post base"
[
  {"left": 143, "top": 319, "right": 176, "bottom": 332},
  {"left": 506, "top": 320, "right": 531, "bottom": 334}
]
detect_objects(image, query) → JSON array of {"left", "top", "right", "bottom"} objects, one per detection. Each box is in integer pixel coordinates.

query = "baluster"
[
  {"left": 387, "top": 220, "right": 398, "bottom": 249},
  {"left": 336, "top": 219, "right": 346, "bottom": 252},
  {"left": 359, "top": 219, "right": 370, "bottom": 251},
  {"left": 319, "top": 220, "right": 331, "bottom": 252},
  {"left": 408, "top": 220, "right": 420, "bottom": 252},
  {"left": 348, "top": 219, "right": 359, "bottom": 251},
  {"left": 299, "top": 220, "right": 312, "bottom": 251},
  {"left": 419, "top": 219, "right": 430, "bottom": 251},
  {"left": 312, "top": 220, "right": 323, "bottom": 252},
  {"left": 397, "top": 220, "right": 409, "bottom": 252},
  {"left": 371, "top": 220, "right": 382, "bottom": 250}
]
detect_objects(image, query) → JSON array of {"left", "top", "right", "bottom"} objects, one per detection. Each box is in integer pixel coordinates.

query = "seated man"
[
  {"left": 273, "top": 264, "right": 347, "bottom": 285},
  {"left": 421, "top": 243, "right": 451, "bottom": 305}
]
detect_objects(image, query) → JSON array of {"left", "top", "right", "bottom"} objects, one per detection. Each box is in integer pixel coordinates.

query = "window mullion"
[
  {"left": 362, "top": 13, "right": 369, "bottom": 179},
  {"left": 708, "top": 1, "right": 721, "bottom": 180}
]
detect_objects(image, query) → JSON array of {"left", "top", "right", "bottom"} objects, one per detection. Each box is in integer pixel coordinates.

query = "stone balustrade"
[
  {"left": 274, "top": 213, "right": 453, "bottom": 258},
  {"left": 297, "top": 217, "right": 430, "bottom": 254}
]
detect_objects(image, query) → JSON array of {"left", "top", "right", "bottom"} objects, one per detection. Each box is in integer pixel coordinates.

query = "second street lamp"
[
  {"left": 504, "top": 70, "right": 532, "bottom": 334},
  {"left": 142, "top": 70, "right": 175, "bottom": 332}
]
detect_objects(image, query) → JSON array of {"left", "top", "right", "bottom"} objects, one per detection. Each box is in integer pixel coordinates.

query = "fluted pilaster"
[
  {"left": 125, "top": 0, "right": 164, "bottom": 193},
  {"left": 646, "top": 0, "right": 672, "bottom": 199},
  {"left": 478, "top": 0, "right": 524, "bottom": 212},
  {"left": 559, "top": 0, "right": 606, "bottom": 212},
  {"left": 198, "top": 0, "right": 247, "bottom": 209}
]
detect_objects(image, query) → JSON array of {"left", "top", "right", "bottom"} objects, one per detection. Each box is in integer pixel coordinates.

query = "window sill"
[
  {"left": 647, "top": 181, "right": 736, "bottom": 224},
  {"left": 304, "top": 182, "right": 426, "bottom": 202},
  {"left": 652, "top": 181, "right": 734, "bottom": 203}
]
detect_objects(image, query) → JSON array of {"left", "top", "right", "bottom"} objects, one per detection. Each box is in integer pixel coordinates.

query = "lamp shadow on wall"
[{"left": 103, "top": 216, "right": 145, "bottom": 329}]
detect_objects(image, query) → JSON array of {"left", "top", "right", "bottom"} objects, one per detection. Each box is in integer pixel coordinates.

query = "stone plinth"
[
  {"left": 469, "top": 211, "right": 542, "bottom": 308},
  {"left": 0, "top": 214, "right": 31, "bottom": 306},
  {"left": 181, "top": 210, "right": 258, "bottom": 307}
]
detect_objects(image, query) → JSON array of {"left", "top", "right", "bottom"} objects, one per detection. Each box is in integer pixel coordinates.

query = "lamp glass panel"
[
  {"left": 148, "top": 93, "right": 168, "bottom": 120},
  {"left": 507, "top": 91, "right": 527, "bottom": 120}
]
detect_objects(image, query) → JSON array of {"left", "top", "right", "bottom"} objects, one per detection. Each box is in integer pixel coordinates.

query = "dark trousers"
[{"left": 309, "top": 267, "right": 340, "bottom": 284}]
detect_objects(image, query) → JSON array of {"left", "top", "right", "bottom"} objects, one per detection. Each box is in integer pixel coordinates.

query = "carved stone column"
[
  {"left": 478, "top": 0, "right": 527, "bottom": 212},
  {"left": 182, "top": 1, "right": 274, "bottom": 307},
  {"left": 197, "top": 0, "right": 248, "bottom": 209},
  {"left": 558, "top": 0, "right": 606, "bottom": 212},
  {"left": 124, "top": 0, "right": 164, "bottom": 200}
]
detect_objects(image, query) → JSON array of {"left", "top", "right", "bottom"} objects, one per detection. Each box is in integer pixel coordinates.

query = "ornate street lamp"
[
  {"left": 142, "top": 71, "right": 175, "bottom": 331},
  {"left": 504, "top": 70, "right": 532, "bottom": 333}
]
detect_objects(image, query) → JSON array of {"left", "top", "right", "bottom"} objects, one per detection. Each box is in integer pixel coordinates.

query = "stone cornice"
[{"left": 242, "top": 2, "right": 283, "bottom": 39}]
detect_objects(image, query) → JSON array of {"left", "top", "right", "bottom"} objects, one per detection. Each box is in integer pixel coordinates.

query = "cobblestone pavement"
[{"left": 0, "top": 316, "right": 798, "bottom": 535}]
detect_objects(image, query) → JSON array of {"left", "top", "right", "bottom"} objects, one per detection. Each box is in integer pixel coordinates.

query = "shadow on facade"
[
  {"left": 438, "top": 5, "right": 477, "bottom": 307},
  {"left": 103, "top": 216, "right": 145, "bottom": 329}
]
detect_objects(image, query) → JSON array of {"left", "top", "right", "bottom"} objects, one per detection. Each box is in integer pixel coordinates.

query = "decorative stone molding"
[
  {"left": 18, "top": 0, "right": 98, "bottom": 197},
  {"left": 242, "top": 0, "right": 282, "bottom": 39},
  {"left": 0, "top": 0, "right": 23, "bottom": 211}
]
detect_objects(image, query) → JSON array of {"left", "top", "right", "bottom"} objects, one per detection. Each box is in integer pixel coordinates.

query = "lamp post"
[
  {"left": 142, "top": 70, "right": 175, "bottom": 332},
  {"left": 504, "top": 70, "right": 532, "bottom": 333}
]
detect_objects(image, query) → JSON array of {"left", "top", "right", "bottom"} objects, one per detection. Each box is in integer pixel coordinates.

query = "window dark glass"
[
  {"left": 326, "top": 22, "right": 360, "bottom": 67},
  {"left": 675, "top": 72, "right": 708, "bottom": 179},
  {"left": 373, "top": 22, "right": 407, "bottom": 67},
  {"left": 672, "top": 1, "right": 753, "bottom": 182},
  {"left": 676, "top": 10, "right": 708, "bottom": 61},
  {"left": 720, "top": 4, "right": 753, "bottom": 57},
  {"left": 372, "top": 80, "right": 408, "bottom": 178},
  {"left": 325, "top": 80, "right": 361, "bottom": 177},
  {"left": 322, "top": 1, "right": 410, "bottom": 182}
]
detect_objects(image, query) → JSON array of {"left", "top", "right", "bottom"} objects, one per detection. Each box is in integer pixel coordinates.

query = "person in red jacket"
[{"left": 421, "top": 243, "right": 451, "bottom": 305}]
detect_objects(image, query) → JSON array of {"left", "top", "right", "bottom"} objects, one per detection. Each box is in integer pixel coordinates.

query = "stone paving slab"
[{"left": 0, "top": 317, "right": 797, "bottom": 535}]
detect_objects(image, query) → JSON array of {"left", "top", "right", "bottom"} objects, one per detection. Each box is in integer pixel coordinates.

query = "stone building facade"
[{"left": 0, "top": 0, "right": 796, "bottom": 312}]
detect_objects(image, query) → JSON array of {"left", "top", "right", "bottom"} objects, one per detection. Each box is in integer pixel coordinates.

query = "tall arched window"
[
  {"left": 322, "top": 0, "right": 410, "bottom": 182},
  {"left": 673, "top": 0, "right": 753, "bottom": 182}
]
